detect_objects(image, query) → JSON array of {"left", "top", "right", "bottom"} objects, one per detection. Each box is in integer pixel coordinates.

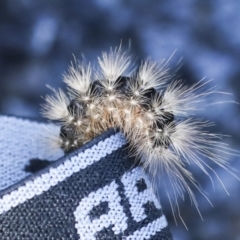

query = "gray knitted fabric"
[{"left": 0, "top": 115, "right": 172, "bottom": 239}]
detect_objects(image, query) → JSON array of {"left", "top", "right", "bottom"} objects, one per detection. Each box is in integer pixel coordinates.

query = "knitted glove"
[{"left": 0, "top": 115, "right": 172, "bottom": 240}]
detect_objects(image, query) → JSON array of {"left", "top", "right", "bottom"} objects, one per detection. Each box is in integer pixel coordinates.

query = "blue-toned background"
[{"left": 1, "top": 1, "right": 240, "bottom": 239}]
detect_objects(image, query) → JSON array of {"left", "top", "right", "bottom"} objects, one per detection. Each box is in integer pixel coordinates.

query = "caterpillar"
[{"left": 42, "top": 46, "right": 239, "bottom": 226}]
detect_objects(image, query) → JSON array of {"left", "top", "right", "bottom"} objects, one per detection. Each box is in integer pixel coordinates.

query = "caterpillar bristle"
[
  {"left": 63, "top": 62, "right": 92, "bottom": 98},
  {"left": 42, "top": 46, "right": 239, "bottom": 224},
  {"left": 42, "top": 89, "right": 70, "bottom": 122},
  {"left": 97, "top": 46, "right": 132, "bottom": 83},
  {"left": 137, "top": 59, "right": 169, "bottom": 91}
]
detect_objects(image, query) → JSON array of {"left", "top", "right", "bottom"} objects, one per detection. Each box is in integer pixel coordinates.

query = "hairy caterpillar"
[{"left": 42, "top": 46, "right": 239, "bottom": 226}]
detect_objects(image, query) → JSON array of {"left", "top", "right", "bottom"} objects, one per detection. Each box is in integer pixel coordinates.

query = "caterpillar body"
[{"left": 42, "top": 46, "right": 239, "bottom": 225}]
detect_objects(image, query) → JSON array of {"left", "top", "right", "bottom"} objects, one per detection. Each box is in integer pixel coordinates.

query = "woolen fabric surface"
[{"left": 0, "top": 116, "right": 172, "bottom": 240}]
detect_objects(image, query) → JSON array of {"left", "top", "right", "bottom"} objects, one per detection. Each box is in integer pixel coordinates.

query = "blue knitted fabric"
[{"left": 0, "top": 115, "right": 172, "bottom": 240}]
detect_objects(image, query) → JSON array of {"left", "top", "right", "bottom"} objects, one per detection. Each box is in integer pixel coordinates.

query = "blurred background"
[{"left": 0, "top": 1, "right": 240, "bottom": 239}]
